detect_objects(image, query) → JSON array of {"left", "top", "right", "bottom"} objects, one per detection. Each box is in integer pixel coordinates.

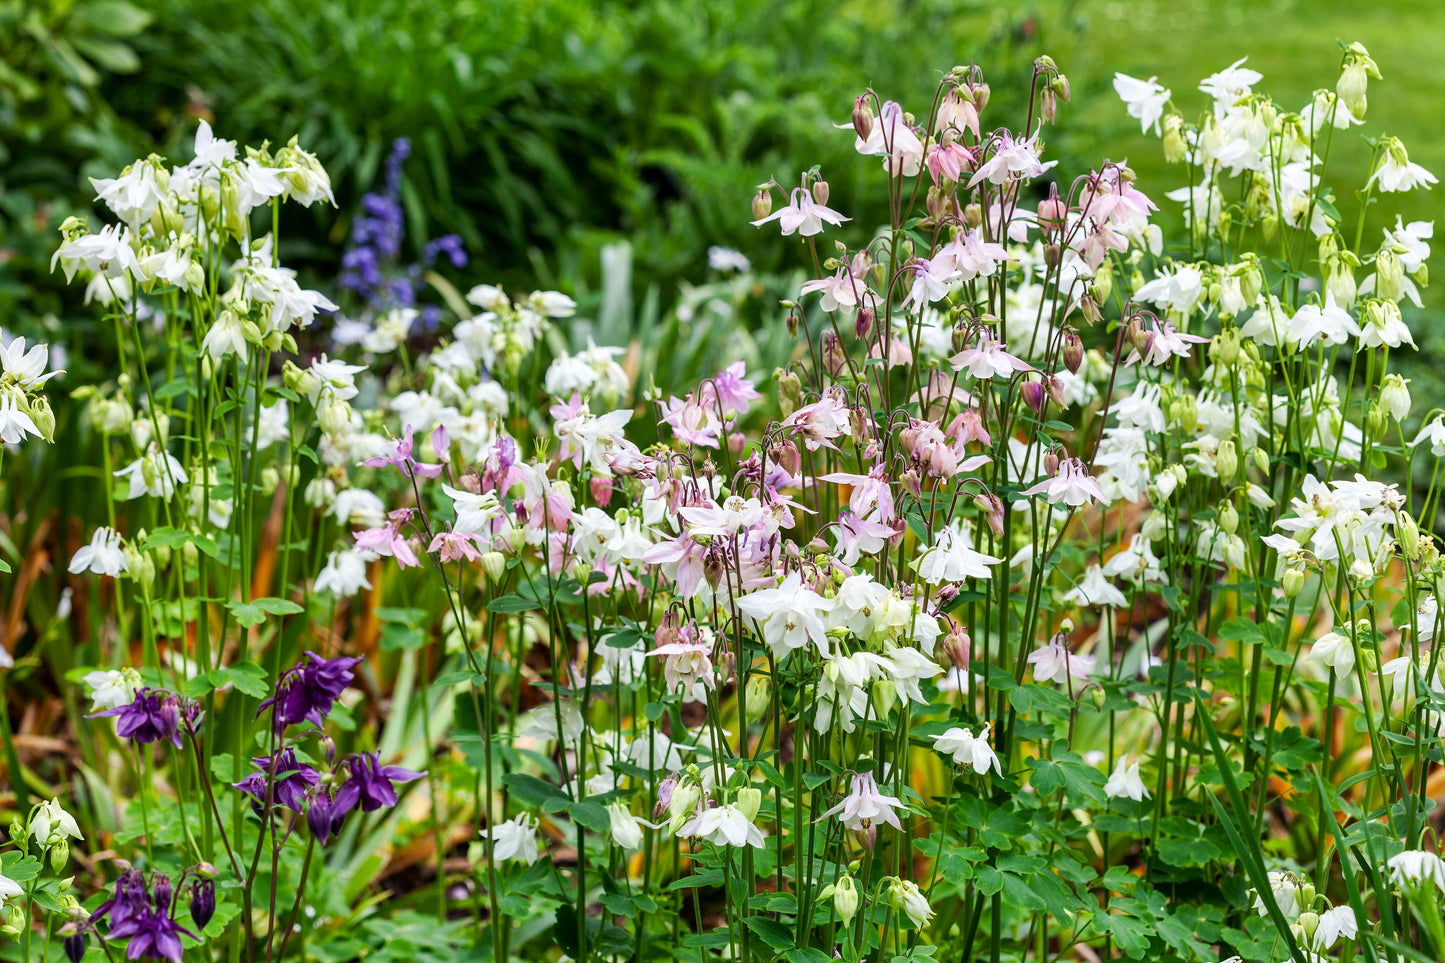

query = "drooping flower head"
[
  {"left": 259, "top": 652, "right": 362, "bottom": 730},
  {"left": 92, "top": 688, "right": 183, "bottom": 748}
]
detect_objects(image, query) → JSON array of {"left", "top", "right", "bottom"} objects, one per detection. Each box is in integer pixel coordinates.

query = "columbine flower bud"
[
  {"left": 667, "top": 781, "right": 701, "bottom": 834},
  {"left": 1380, "top": 374, "right": 1411, "bottom": 422},
  {"left": 1337, "top": 62, "right": 1369, "bottom": 121},
  {"left": 190, "top": 879, "right": 216, "bottom": 929},
  {"left": 1040, "top": 86, "right": 1057, "bottom": 123},
  {"left": 734, "top": 786, "right": 762, "bottom": 823},
  {"left": 1021, "top": 379, "right": 1045, "bottom": 413},
  {"left": 1367, "top": 401, "right": 1388, "bottom": 437},
  {"left": 1043, "top": 449, "right": 1060, "bottom": 477},
  {"left": 29, "top": 396, "right": 56, "bottom": 443},
  {"left": 317, "top": 394, "right": 352, "bottom": 436},
  {"left": 744, "top": 673, "right": 770, "bottom": 722},
  {"left": 1061, "top": 328, "right": 1084, "bottom": 373},
  {"left": 63, "top": 934, "right": 86, "bottom": 963},
  {"left": 833, "top": 874, "right": 859, "bottom": 924},
  {"left": 855, "top": 306, "right": 875, "bottom": 340},
  {"left": 812, "top": 179, "right": 830, "bottom": 206},
  {"left": 1375, "top": 249, "right": 1404, "bottom": 301},
  {"left": 1162, "top": 115, "right": 1187, "bottom": 163},
  {"left": 1281, "top": 567, "right": 1306, "bottom": 599},
  {"left": 50, "top": 838, "right": 69, "bottom": 873},
  {"left": 852, "top": 95, "right": 875, "bottom": 143},
  {"left": 481, "top": 551, "right": 507, "bottom": 584},
  {"left": 1215, "top": 439, "right": 1238, "bottom": 482},
  {"left": 752, "top": 187, "right": 773, "bottom": 221},
  {"left": 872, "top": 679, "right": 898, "bottom": 718},
  {"left": 941, "top": 624, "right": 971, "bottom": 670},
  {"left": 1218, "top": 502, "right": 1239, "bottom": 536},
  {"left": 776, "top": 369, "right": 802, "bottom": 417}
]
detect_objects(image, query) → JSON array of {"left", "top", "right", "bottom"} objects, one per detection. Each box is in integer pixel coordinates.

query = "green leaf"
[
  {"left": 568, "top": 800, "right": 610, "bottom": 833},
  {"left": 487, "top": 594, "right": 539, "bottom": 614},
  {"left": 502, "top": 773, "right": 567, "bottom": 809},
  {"left": 744, "top": 916, "right": 796, "bottom": 951}
]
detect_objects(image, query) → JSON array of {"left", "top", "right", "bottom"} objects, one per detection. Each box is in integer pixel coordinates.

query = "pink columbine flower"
[
  {"left": 698, "top": 361, "right": 762, "bottom": 418},
  {"left": 1027, "top": 636, "right": 1096, "bottom": 685},
  {"left": 361, "top": 426, "right": 444, "bottom": 479},
  {"left": 949, "top": 331, "right": 1034, "bottom": 380},
  {"left": 353, "top": 509, "right": 421, "bottom": 568},
  {"left": 781, "top": 389, "right": 852, "bottom": 451},
  {"left": 820, "top": 772, "right": 905, "bottom": 832},
  {"left": 968, "top": 131, "right": 1058, "bottom": 188},
  {"left": 647, "top": 622, "right": 715, "bottom": 694},
  {"left": 1021, "top": 457, "right": 1107, "bottom": 507},
  {"left": 1125, "top": 318, "right": 1209, "bottom": 367},
  {"left": 750, "top": 187, "right": 849, "bottom": 237},
  {"left": 428, "top": 530, "right": 482, "bottom": 563}
]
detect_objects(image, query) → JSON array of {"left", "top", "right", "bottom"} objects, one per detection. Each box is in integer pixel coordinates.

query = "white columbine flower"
[
  {"left": 607, "top": 802, "right": 644, "bottom": 850},
  {"left": 1369, "top": 138, "right": 1438, "bottom": 193},
  {"left": 1313, "top": 905, "right": 1359, "bottom": 950},
  {"left": 736, "top": 573, "right": 833, "bottom": 662},
  {"left": 485, "top": 814, "right": 542, "bottom": 865},
  {"left": 83, "top": 667, "right": 141, "bottom": 711},
  {"left": 1113, "top": 73, "right": 1171, "bottom": 135},
  {"left": 915, "top": 520, "right": 1003, "bottom": 585},
  {"left": 1104, "top": 757, "right": 1151, "bottom": 801},
  {"left": 933, "top": 723, "right": 1002, "bottom": 776},
  {"left": 1387, "top": 850, "right": 1445, "bottom": 891},
  {"left": 1308, "top": 630, "right": 1355, "bottom": 677},
  {"left": 314, "top": 549, "right": 373, "bottom": 598},
  {"left": 69, "top": 527, "right": 128, "bottom": 578},
  {"left": 30, "top": 798, "right": 83, "bottom": 845}
]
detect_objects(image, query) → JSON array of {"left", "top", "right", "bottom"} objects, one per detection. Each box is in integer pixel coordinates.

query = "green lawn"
[{"left": 1063, "top": 0, "right": 1445, "bottom": 267}]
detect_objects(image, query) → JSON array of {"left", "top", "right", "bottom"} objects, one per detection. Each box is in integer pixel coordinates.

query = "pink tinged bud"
[
  {"left": 935, "top": 584, "right": 959, "bottom": 607},
  {"left": 852, "top": 95, "right": 875, "bottom": 143},
  {"left": 858, "top": 823, "right": 877, "bottom": 852},
  {"left": 590, "top": 475, "right": 614, "bottom": 506},
  {"left": 776, "top": 440, "right": 801, "bottom": 477},
  {"left": 653, "top": 773, "right": 678, "bottom": 820},
  {"left": 431, "top": 424, "right": 450, "bottom": 462},
  {"left": 900, "top": 468, "right": 923, "bottom": 499},
  {"left": 1037, "top": 197, "right": 1069, "bottom": 235},
  {"left": 1043, "top": 374, "right": 1066, "bottom": 408},
  {"left": 855, "top": 306, "right": 875, "bottom": 340},
  {"left": 942, "top": 624, "right": 972, "bottom": 670},
  {"left": 822, "top": 332, "right": 847, "bottom": 377},
  {"left": 728, "top": 432, "right": 746, "bottom": 455},
  {"left": 1021, "top": 379, "right": 1045, "bottom": 413},
  {"left": 979, "top": 493, "right": 1005, "bottom": 536},
  {"left": 1044, "top": 450, "right": 1060, "bottom": 476},
  {"left": 812, "top": 179, "right": 830, "bottom": 206},
  {"left": 972, "top": 82, "right": 990, "bottom": 113},
  {"left": 752, "top": 189, "right": 772, "bottom": 221},
  {"left": 1062, "top": 328, "right": 1084, "bottom": 373}
]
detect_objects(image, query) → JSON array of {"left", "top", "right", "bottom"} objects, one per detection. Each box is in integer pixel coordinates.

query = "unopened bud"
[
  {"left": 1281, "top": 567, "right": 1306, "bottom": 599},
  {"left": 1215, "top": 439, "right": 1238, "bottom": 482},
  {"left": 852, "top": 96, "right": 875, "bottom": 143},
  {"left": 855, "top": 306, "right": 875, "bottom": 340},
  {"left": 833, "top": 874, "right": 860, "bottom": 924},
  {"left": 1061, "top": 328, "right": 1084, "bottom": 373},
  {"left": 812, "top": 180, "right": 830, "bottom": 206},
  {"left": 752, "top": 188, "right": 772, "bottom": 222}
]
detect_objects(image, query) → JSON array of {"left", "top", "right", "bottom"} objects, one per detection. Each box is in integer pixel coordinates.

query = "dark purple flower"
[
  {"left": 332, "top": 752, "right": 425, "bottom": 821},
  {"left": 188, "top": 880, "right": 214, "bottom": 930},
  {"left": 306, "top": 787, "right": 348, "bottom": 844},
  {"left": 423, "top": 235, "right": 466, "bottom": 269},
  {"left": 258, "top": 652, "right": 362, "bottom": 730},
  {"left": 233, "top": 747, "right": 321, "bottom": 813},
  {"left": 90, "top": 869, "right": 150, "bottom": 929},
  {"left": 97, "top": 872, "right": 195, "bottom": 963},
  {"left": 91, "top": 690, "right": 181, "bottom": 748},
  {"left": 109, "top": 907, "right": 190, "bottom": 963},
  {"left": 63, "top": 933, "right": 86, "bottom": 963}
]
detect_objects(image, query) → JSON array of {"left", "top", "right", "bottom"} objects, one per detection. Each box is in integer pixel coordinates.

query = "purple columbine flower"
[
  {"left": 331, "top": 751, "right": 425, "bottom": 821},
  {"left": 233, "top": 747, "right": 321, "bottom": 813},
  {"left": 306, "top": 787, "right": 347, "bottom": 844},
  {"left": 96, "top": 871, "right": 195, "bottom": 963},
  {"left": 258, "top": 652, "right": 362, "bottom": 730},
  {"left": 90, "top": 868, "right": 150, "bottom": 929},
  {"left": 188, "top": 880, "right": 215, "bottom": 930},
  {"left": 91, "top": 689, "right": 182, "bottom": 748}
]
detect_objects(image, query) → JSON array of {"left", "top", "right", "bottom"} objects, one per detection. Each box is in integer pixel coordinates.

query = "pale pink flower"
[
  {"left": 820, "top": 772, "right": 904, "bottom": 832},
  {"left": 751, "top": 187, "right": 849, "bottom": 237},
  {"left": 1021, "top": 457, "right": 1107, "bottom": 507}
]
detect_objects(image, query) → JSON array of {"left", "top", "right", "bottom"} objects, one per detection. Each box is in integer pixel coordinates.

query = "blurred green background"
[{"left": 4, "top": 0, "right": 1443, "bottom": 358}]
